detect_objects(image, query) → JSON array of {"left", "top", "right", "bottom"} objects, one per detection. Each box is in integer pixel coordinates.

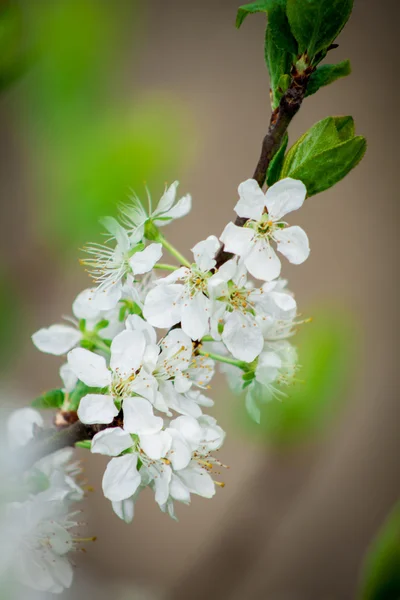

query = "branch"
[
  {"left": 215, "top": 70, "right": 310, "bottom": 268},
  {"left": 17, "top": 419, "right": 95, "bottom": 472}
]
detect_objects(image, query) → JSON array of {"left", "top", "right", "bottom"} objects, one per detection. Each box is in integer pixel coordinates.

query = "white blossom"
[
  {"left": 143, "top": 235, "right": 220, "bottom": 340},
  {"left": 220, "top": 178, "right": 309, "bottom": 281}
]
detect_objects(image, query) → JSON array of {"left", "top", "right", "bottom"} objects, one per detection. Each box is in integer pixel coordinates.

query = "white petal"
[
  {"left": 72, "top": 288, "right": 103, "bottom": 320},
  {"left": 159, "top": 193, "right": 192, "bottom": 222},
  {"left": 170, "top": 415, "right": 202, "bottom": 450},
  {"left": 198, "top": 415, "right": 226, "bottom": 451},
  {"left": 7, "top": 408, "right": 43, "bottom": 448},
  {"left": 100, "top": 216, "right": 130, "bottom": 251},
  {"left": 32, "top": 325, "right": 81, "bottom": 356},
  {"left": 154, "top": 181, "right": 178, "bottom": 215},
  {"left": 130, "top": 370, "right": 158, "bottom": 403},
  {"left": 271, "top": 291, "right": 297, "bottom": 312},
  {"left": 167, "top": 429, "right": 192, "bottom": 470},
  {"left": 91, "top": 427, "right": 133, "bottom": 456},
  {"left": 125, "top": 314, "right": 157, "bottom": 344},
  {"left": 143, "top": 284, "right": 183, "bottom": 328},
  {"left": 219, "top": 222, "right": 254, "bottom": 256},
  {"left": 273, "top": 225, "right": 310, "bottom": 265},
  {"left": 191, "top": 235, "right": 220, "bottom": 271},
  {"left": 112, "top": 498, "right": 135, "bottom": 523},
  {"left": 244, "top": 238, "right": 281, "bottom": 281},
  {"left": 59, "top": 363, "right": 78, "bottom": 392},
  {"left": 181, "top": 292, "right": 210, "bottom": 341},
  {"left": 153, "top": 465, "right": 172, "bottom": 506},
  {"left": 222, "top": 311, "right": 263, "bottom": 362},
  {"left": 235, "top": 178, "right": 266, "bottom": 220},
  {"left": 123, "top": 397, "right": 163, "bottom": 435},
  {"left": 265, "top": 178, "right": 307, "bottom": 221},
  {"left": 67, "top": 348, "right": 111, "bottom": 387},
  {"left": 102, "top": 454, "right": 141, "bottom": 502},
  {"left": 77, "top": 394, "right": 118, "bottom": 425},
  {"left": 159, "top": 327, "right": 192, "bottom": 364},
  {"left": 140, "top": 430, "right": 172, "bottom": 460},
  {"left": 170, "top": 473, "right": 190, "bottom": 503},
  {"left": 174, "top": 374, "right": 192, "bottom": 393},
  {"left": 154, "top": 266, "right": 189, "bottom": 284},
  {"left": 128, "top": 243, "right": 163, "bottom": 275},
  {"left": 178, "top": 464, "right": 215, "bottom": 498},
  {"left": 110, "top": 330, "right": 146, "bottom": 376},
  {"left": 89, "top": 284, "right": 122, "bottom": 310},
  {"left": 255, "top": 352, "right": 282, "bottom": 385}
]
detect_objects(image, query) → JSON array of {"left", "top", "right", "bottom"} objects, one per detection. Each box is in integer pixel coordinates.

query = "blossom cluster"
[
  {"left": 31, "top": 176, "right": 309, "bottom": 523},
  {"left": 0, "top": 408, "right": 85, "bottom": 594}
]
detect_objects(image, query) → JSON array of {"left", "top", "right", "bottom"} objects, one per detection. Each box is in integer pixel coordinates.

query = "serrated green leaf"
[
  {"left": 286, "top": 0, "right": 353, "bottom": 60},
  {"left": 287, "top": 135, "right": 367, "bottom": 196},
  {"left": 306, "top": 59, "right": 351, "bottom": 97},
  {"left": 267, "top": 1, "right": 298, "bottom": 55},
  {"left": 359, "top": 503, "right": 400, "bottom": 600},
  {"left": 267, "top": 133, "right": 288, "bottom": 185},
  {"left": 32, "top": 388, "right": 64, "bottom": 409}
]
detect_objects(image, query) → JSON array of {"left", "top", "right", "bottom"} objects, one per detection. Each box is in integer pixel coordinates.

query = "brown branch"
[{"left": 215, "top": 70, "right": 310, "bottom": 269}]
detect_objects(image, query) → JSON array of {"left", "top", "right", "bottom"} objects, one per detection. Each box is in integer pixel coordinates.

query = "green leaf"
[
  {"left": 289, "top": 136, "right": 366, "bottom": 196},
  {"left": 305, "top": 59, "right": 351, "bottom": 97},
  {"left": 265, "top": 27, "right": 292, "bottom": 109},
  {"left": 69, "top": 380, "right": 104, "bottom": 411},
  {"left": 236, "top": 1, "right": 274, "bottom": 28},
  {"left": 359, "top": 503, "right": 400, "bottom": 600},
  {"left": 32, "top": 388, "right": 64, "bottom": 409},
  {"left": 267, "top": 1, "right": 298, "bottom": 55},
  {"left": 281, "top": 116, "right": 366, "bottom": 196},
  {"left": 267, "top": 133, "right": 288, "bottom": 185},
  {"left": 286, "top": 0, "right": 354, "bottom": 60}
]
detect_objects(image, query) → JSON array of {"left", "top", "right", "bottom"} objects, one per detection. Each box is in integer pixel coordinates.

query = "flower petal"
[
  {"left": 110, "top": 330, "right": 146, "bottom": 376},
  {"left": 265, "top": 178, "right": 307, "bottom": 221},
  {"left": 7, "top": 408, "right": 43, "bottom": 448},
  {"left": 143, "top": 284, "right": 183, "bottom": 329},
  {"left": 72, "top": 288, "right": 103, "bottom": 320},
  {"left": 180, "top": 292, "right": 210, "bottom": 341},
  {"left": 123, "top": 397, "right": 163, "bottom": 435},
  {"left": 125, "top": 314, "right": 157, "bottom": 344},
  {"left": 140, "top": 430, "right": 172, "bottom": 460},
  {"left": 128, "top": 243, "right": 163, "bottom": 275},
  {"left": 59, "top": 363, "right": 78, "bottom": 392},
  {"left": 102, "top": 454, "right": 141, "bottom": 502},
  {"left": 235, "top": 178, "right": 266, "bottom": 220},
  {"left": 169, "top": 415, "right": 202, "bottom": 451},
  {"left": 154, "top": 181, "right": 179, "bottom": 215},
  {"left": 177, "top": 464, "right": 215, "bottom": 498},
  {"left": 67, "top": 348, "right": 111, "bottom": 387},
  {"left": 273, "top": 225, "right": 310, "bottom": 264},
  {"left": 112, "top": 498, "right": 135, "bottom": 523},
  {"left": 222, "top": 311, "right": 263, "bottom": 362},
  {"left": 159, "top": 193, "right": 192, "bottom": 222},
  {"left": 244, "top": 238, "right": 281, "bottom": 281},
  {"left": 167, "top": 429, "right": 192, "bottom": 470},
  {"left": 219, "top": 222, "right": 254, "bottom": 256},
  {"left": 77, "top": 394, "right": 118, "bottom": 425},
  {"left": 153, "top": 465, "right": 172, "bottom": 506},
  {"left": 255, "top": 351, "right": 282, "bottom": 385},
  {"left": 32, "top": 325, "right": 81, "bottom": 356},
  {"left": 91, "top": 427, "right": 133, "bottom": 456},
  {"left": 191, "top": 235, "right": 220, "bottom": 271}
]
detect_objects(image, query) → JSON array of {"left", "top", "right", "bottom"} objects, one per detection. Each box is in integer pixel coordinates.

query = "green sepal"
[
  {"left": 305, "top": 60, "right": 351, "bottom": 97},
  {"left": 75, "top": 440, "right": 92, "bottom": 449},
  {"left": 267, "top": 133, "right": 288, "bottom": 186},
  {"left": 127, "top": 241, "right": 145, "bottom": 257},
  {"left": 32, "top": 388, "right": 64, "bottom": 409},
  {"left": 242, "top": 371, "right": 256, "bottom": 382},
  {"left": 69, "top": 380, "right": 106, "bottom": 411},
  {"left": 94, "top": 319, "right": 109, "bottom": 332},
  {"left": 78, "top": 319, "right": 86, "bottom": 333},
  {"left": 144, "top": 219, "right": 160, "bottom": 241},
  {"left": 286, "top": 0, "right": 354, "bottom": 62},
  {"left": 281, "top": 116, "right": 366, "bottom": 196}
]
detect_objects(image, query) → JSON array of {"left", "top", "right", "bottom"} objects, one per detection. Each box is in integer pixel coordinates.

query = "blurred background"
[{"left": 0, "top": 0, "right": 398, "bottom": 598}]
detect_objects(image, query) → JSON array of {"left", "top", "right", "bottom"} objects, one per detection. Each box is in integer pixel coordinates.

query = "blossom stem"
[
  {"left": 153, "top": 263, "right": 178, "bottom": 272},
  {"left": 197, "top": 348, "right": 247, "bottom": 370},
  {"left": 156, "top": 233, "right": 191, "bottom": 267}
]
